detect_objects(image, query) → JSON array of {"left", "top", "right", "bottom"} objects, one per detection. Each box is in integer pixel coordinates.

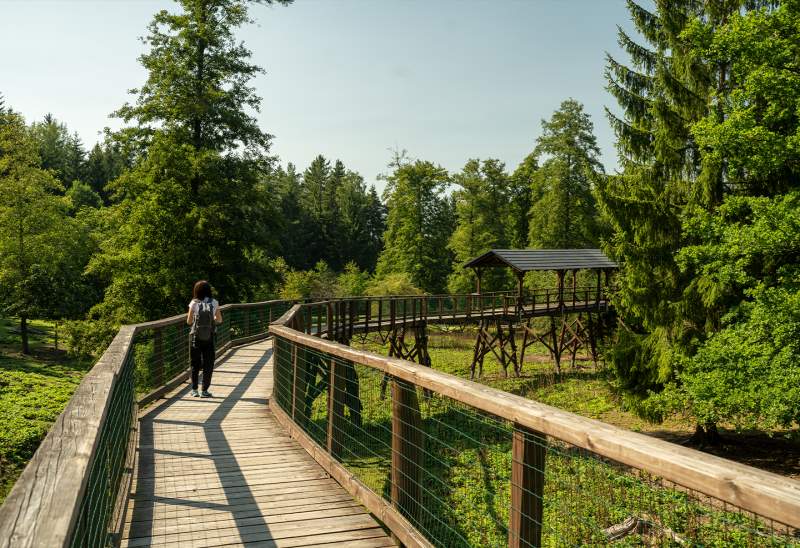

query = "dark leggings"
[{"left": 190, "top": 339, "right": 215, "bottom": 391}]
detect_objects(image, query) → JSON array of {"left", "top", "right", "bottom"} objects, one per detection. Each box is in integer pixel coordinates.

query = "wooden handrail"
[{"left": 271, "top": 301, "right": 800, "bottom": 531}]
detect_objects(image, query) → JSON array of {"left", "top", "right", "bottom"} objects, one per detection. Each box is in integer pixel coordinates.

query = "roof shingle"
[{"left": 464, "top": 249, "right": 617, "bottom": 272}]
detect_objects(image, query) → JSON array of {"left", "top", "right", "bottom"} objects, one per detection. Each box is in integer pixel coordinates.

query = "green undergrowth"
[{"left": 0, "top": 318, "right": 91, "bottom": 503}]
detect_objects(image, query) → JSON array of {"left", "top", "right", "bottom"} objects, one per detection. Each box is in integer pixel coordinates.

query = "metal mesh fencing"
[
  {"left": 69, "top": 333, "right": 138, "bottom": 548},
  {"left": 272, "top": 334, "right": 800, "bottom": 547}
]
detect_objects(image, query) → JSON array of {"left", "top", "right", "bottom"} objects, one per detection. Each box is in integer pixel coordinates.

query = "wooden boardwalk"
[{"left": 121, "top": 340, "right": 396, "bottom": 548}]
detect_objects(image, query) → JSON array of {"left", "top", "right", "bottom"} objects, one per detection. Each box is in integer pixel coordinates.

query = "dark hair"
[{"left": 193, "top": 280, "right": 213, "bottom": 300}]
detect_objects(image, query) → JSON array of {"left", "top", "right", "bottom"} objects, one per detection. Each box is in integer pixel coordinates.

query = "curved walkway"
[{"left": 121, "top": 340, "right": 395, "bottom": 548}]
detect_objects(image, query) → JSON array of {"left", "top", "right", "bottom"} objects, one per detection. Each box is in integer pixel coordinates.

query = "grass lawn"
[{"left": 0, "top": 317, "right": 91, "bottom": 503}]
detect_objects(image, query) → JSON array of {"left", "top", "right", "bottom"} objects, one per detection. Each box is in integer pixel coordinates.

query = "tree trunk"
[
  {"left": 689, "top": 423, "right": 722, "bottom": 447},
  {"left": 21, "top": 314, "right": 30, "bottom": 355}
]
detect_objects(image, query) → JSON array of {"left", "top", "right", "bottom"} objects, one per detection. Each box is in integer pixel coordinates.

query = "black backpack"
[{"left": 193, "top": 298, "right": 215, "bottom": 342}]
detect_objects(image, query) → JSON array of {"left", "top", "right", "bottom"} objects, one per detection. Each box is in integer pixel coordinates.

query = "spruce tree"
[{"left": 599, "top": 1, "right": 769, "bottom": 433}]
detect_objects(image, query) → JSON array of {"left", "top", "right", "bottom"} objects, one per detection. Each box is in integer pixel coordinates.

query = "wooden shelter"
[
  {"left": 464, "top": 248, "right": 617, "bottom": 302},
  {"left": 463, "top": 249, "right": 617, "bottom": 378}
]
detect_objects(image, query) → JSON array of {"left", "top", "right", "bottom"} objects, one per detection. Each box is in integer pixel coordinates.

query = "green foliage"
[
  {"left": 376, "top": 157, "right": 455, "bottom": 293},
  {"left": 447, "top": 159, "right": 513, "bottom": 294},
  {"left": 283, "top": 155, "right": 385, "bottom": 272},
  {"left": 598, "top": 1, "right": 734, "bottom": 405},
  {"left": 62, "top": 318, "right": 119, "bottom": 359},
  {"left": 0, "top": 354, "right": 86, "bottom": 503},
  {"left": 602, "top": 0, "right": 800, "bottom": 431},
  {"left": 66, "top": 180, "right": 102, "bottom": 212},
  {"left": 365, "top": 272, "right": 423, "bottom": 296},
  {"left": 278, "top": 260, "right": 337, "bottom": 300},
  {"left": 528, "top": 99, "right": 603, "bottom": 249},
  {"left": 83, "top": 140, "right": 127, "bottom": 204},
  {"left": 28, "top": 113, "right": 85, "bottom": 188},
  {"left": 92, "top": 0, "right": 289, "bottom": 324},
  {"left": 668, "top": 192, "right": 800, "bottom": 430},
  {"left": 114, "top": 0, "right": 291, "bottom": 162},
  {"left": 0, "top": 110, "right": 96, "bottom": 351},
  {"left": 275, "top": 260, "right": 374, "bottom": 300},
  {"left": 507, "top": 153, "right": 536, "bottom": 249},
  {"left": 336, "top": 262, "right": 370, "bottom": 297}
]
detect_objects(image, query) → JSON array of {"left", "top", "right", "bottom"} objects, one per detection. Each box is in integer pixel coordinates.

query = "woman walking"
[{"left": 187, "top": 280, "right": 223, "bottom": 397}]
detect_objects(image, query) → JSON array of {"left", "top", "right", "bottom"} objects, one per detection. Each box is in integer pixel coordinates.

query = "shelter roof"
[{"left": 464, "top": 249, "right": 617, "bottom": 273}]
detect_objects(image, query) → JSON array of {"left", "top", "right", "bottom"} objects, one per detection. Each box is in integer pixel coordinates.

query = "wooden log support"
[
  {"left": 509, "top": 424, "right": 547, "bottom": 548},
  {"left": 152, "top": 327, "right": 164, "bottom": 388},
  {"left": 343, "top": 360, "right": 362, "bottom": 428},
  {"left": 391, "top": 377, "right": 424, "bottom": 525}
]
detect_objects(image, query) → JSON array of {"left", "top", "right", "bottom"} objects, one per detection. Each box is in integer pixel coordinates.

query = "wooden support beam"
[
  {"left": 596, "top": 269, "right": 602, "bottom": 309},
  {"left": 509, "top": 425, "right": 546, "bottom": 548},
  {"left": 557, "top": 270, "right": 566, "bottom": 310},
  {"left": 391, "top": 377, "right": 424, "bottom": 525}
]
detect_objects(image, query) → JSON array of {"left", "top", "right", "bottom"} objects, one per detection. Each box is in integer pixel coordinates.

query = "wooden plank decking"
[{"left": 121, "top": 340, "right": 395, "bottom": 548}]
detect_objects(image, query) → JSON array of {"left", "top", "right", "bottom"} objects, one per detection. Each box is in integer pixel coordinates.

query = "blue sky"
[{"left": 0, "top": 0, "right": 635, "bottom": 191}]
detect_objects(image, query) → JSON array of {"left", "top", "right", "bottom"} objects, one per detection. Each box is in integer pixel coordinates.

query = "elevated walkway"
[{"left": 122, "top": 340, "right": 395, "bottom": 548}]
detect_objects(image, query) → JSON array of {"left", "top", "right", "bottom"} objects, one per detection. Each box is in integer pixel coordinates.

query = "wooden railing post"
[
  {"left": 327, "top": 358, "right": 346, "bottom": 458},
  {"left": 326, "top": 302, "right": 333, "bottom": 339},
  {"left": 153, "top": 327, "right": 164, "bottom": 388},
  {"left": 391, "top": 377, "right": 423, "bottom": 524},
  {"left": 509, "top": 424, "right": 546, "bottom": 548},
  {"left": 348, "top": 300, "right": 355, "bottom": 340}
]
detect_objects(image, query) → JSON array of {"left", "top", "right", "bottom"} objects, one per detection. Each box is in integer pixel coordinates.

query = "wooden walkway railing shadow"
[{"left": 122, "top": 340, "right": 395, "bottom": 547}]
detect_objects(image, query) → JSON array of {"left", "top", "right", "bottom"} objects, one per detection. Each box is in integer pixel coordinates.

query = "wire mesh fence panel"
[
  {"left": 69, "top": 335, "right": 138, "bottom": 548},
  {"left": 272, "top": 318, "right": 800, "bottom": 548}
]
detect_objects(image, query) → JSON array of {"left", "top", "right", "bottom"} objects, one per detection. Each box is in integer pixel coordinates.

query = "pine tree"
[
  {"left": 447, "top": 158, "right": 512, "bottom": 293},
  {"left": 528, "top": 99, "right": 603, "bottom": 249}
]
